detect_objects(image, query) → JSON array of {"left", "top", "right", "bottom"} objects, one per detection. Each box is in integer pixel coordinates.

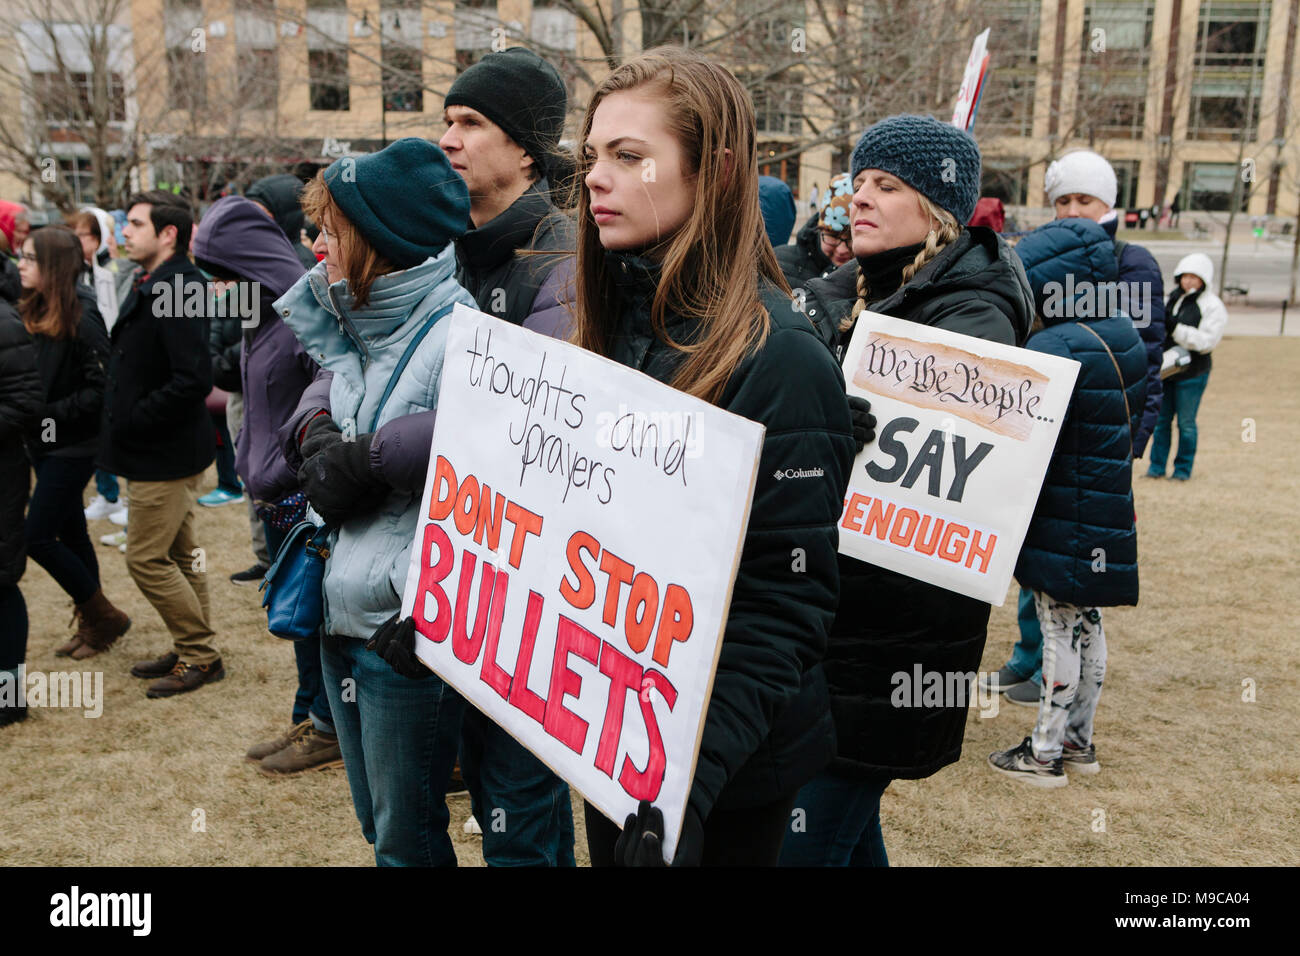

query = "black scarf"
[{"left": 855, "top": 240, "right": 927, "bottom": 304}]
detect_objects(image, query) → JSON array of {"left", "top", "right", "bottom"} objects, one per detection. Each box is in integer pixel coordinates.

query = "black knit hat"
[
  {"left": 444, "top": 47, "right": 567, "bottom": 179},
  {"left": 850, "top": 114, "right": 982, "bottom": 225}
]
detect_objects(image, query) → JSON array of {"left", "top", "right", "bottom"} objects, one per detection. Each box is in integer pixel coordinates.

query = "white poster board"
[
  {"left": 838, "top": 311, "right": 1079, "bottom": 606},
  {"left": 952, "top": 28, "right": 991, "bottom": 131},
  {"left": 400, "top": 305, "right": 764, "bottom": 862}
]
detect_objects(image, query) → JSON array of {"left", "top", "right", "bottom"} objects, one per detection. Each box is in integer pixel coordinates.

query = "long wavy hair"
[
  {"left": 842, "top": 193, "right": 962, "bottom": 333},
  {"left": 20, "top": 226, "right": 85, "bottom": 340},
  {"left": 572, "top": 47, "right": 788, "bottom": 405}
]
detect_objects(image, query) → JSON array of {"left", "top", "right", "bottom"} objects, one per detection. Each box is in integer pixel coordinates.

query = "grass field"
[{"left": 3, "top": 335, "right": 1297, "bottom": 867}]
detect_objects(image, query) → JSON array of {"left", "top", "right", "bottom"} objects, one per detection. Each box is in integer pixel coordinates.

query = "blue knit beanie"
[
  {"left": 850, "top": 115, "right": 982, "bottom": 225},
  {"left": 322, "top": 137, "right": 470, "bottom": 268}
]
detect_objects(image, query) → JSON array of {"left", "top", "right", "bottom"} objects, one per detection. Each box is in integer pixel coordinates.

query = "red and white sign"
[{"left": 952, "top": 28, "right": 991, "bottom": 132}]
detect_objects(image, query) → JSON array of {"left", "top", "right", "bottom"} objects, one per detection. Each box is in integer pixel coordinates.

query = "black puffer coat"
[
  {"left": 246, "top": 174, "right": 317, "bottom": 271},
  {"left": 775, "top": 213, "right": 834, "bottom": 288},
  {"left": 803, "top": 225, "right": 1035, "bottom": 779},
  {"left": 605, "top": 254, "right": 856, "bottom": 819},
  {"left": 0, "top": 304, "right": 42, "bottom": 586},
  {"left": 26, "top": 285, "right": 108, "bottom": 460}
]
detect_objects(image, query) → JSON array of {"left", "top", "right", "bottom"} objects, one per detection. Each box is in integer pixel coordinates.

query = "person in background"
[
  {"left": 18, "top": 226, "right": 131, "bottom": 660},
  {"left": 198, "top": 286, "right": 246, "bottom": 509},
  {"left": 103, "top": 191, "right": 223, "bottom": 699},
  {"left": 246, "top": 174, "right": 318, "bottom": 271},
  {"left": 759, "top": 175, "right": 797, "bottom": 248},
  {"left": 989, "top": 216, "right": 1145, "bottom": 786},
  {"left": 0, "top": 201, "right": 31, "bottom": 304},
  {"left": 0, "top": 273, "right": 43, "bottom": 728},
  {"left": 1146, "top": 253, "right": 1227, "bottom": 481},
  {"left": 775, "top": 172, "right": 855, "bottom": 288}
]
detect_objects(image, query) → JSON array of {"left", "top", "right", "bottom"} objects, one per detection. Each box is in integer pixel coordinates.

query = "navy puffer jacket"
[{"left": 1014, "top": 218, "right": 1146, "bottom": 607}]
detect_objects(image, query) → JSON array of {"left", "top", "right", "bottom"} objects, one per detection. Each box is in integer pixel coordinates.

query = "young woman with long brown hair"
[
  {"left": 573, "top": 47, "right": 856, "bottom": 866},
  {"left": 17, "top": 225, "right": 130, "bottom": 659}
]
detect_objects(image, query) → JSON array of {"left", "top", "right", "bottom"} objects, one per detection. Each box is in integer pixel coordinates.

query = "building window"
[
  {"left": 981, "top": 157, "right": 1029, "bottom": 205},
  {"left": 1189, "top": 77, "right": 1264, "bottom": 139},
  {"left": 55, "top": 156, "right": 123, "bottom": 206},
  {"left": 382, "top": 3, "right": 423, "bottom": 111},
  {"left": 752, "top": 81, "right": 803, "bottom": 137},
  {"left": 1189, "top": 0, "right": 1270, "bottom": 140},
  {"left": 757, "top": 143, "right": 800, "bottom": 193},
  {"left": 33, "top": 72, "right": 127, "bottom": 125},
  {"left": 979, "top": 2, "right": 1039, "bottom": 137},
  {"left": 455, "top": 0, "right": 498, "bottom": 72},
  {"left": 166, "top": 0, "right": 206, "bottom": 111},
  {"left": 306, "top": 0, "right": 349, "bottom": 110},
  {"left": 532, "top": 0, "right": 576, "bottom": 51},
  {"left": 1183, "top": 161, "right": 1250, "bottom": 210},
  {"left": 1078, "top": 1, "right": 1154, "bottom": 140},
  {"left": 1195, "top": 0, "right": 1271, "bottom": 70},
  {"left": 1111, "top": 158, "right": 1141, "bottom": 209},
  {"left": 236, "top": 0, "right": 279, "bottom": 110}
]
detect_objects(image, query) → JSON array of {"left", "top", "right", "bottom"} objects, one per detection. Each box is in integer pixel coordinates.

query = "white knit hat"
[{"left": 1044, "top": 150, "right": 1118, "bottom": 209}]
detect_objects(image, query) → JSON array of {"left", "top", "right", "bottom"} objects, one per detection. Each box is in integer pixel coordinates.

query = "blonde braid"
[{"left": 842, "top": 269, "right": 870, "bottom": 332}]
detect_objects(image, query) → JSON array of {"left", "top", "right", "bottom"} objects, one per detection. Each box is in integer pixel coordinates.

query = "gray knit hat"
[{"left": 850, "top": 114, "right": 982, "bottom": 225}]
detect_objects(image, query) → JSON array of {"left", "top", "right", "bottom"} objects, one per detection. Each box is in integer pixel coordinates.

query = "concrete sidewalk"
[{"left": 1217, "top": 304, "right": 1298, "bottom": 336}]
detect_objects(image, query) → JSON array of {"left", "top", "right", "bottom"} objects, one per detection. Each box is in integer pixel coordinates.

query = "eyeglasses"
[
  {"left": 18, "top": 251, "right": 38, "bottom": 263},
  {"left": 818, "top": 229, "right": 851, "bottom": 251}
]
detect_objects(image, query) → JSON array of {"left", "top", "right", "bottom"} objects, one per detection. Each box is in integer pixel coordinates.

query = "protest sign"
[
  {"left": 399, "top": 304, "right": 764, "bottom": 862},
  {"left": 837, "top": 311, "right": 1079, "bottom": 606},
  {"left": 952, "top": 28, "right": 991, "bottom": 131}
]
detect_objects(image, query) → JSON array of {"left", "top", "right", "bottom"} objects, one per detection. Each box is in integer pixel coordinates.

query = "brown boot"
[
  {"left": 246, "top": 719, "right": 312, "bottom": 763},
  {"left": 258, "top": 724, "right": 344, "bottom": 776},
  {"left": 69, "top": 589, "right": 131, "bottom": 660},
  {"left": 55, "top": 609, "right": 87, "bottom": 657}
]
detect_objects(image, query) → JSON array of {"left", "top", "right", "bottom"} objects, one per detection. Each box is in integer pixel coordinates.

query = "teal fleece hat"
[{"left": 322, "top": 137, "right": 471, "bottom": 268}]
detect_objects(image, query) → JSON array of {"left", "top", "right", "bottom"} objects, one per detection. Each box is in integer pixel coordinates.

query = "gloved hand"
[
  {"left": 848, "top": 395, "right": 877, "bottom": 452},
  {"left": 365, "top": 613, "right": 430, "bottom": 680},
  {"left": 299, "top": 413, "right": 343, "bottom": 461},
  {"left": 297, "top": 432, "right": 388, "bottom": 527},
  {"left": 614, "top": 800, "right": 705, "bottom": 867}
]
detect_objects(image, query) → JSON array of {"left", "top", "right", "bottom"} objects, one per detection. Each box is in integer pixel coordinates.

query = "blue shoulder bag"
[{"left": 259, "top": 303, "right": 453, "bottom": 640}]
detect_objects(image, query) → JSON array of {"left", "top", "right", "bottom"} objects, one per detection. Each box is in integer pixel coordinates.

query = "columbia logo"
[{"left": 774, "top": 467, "right": 825, "bottom": 481}]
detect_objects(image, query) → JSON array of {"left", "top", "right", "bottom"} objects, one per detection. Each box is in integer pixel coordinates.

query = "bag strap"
[
  {"left": 1077, "top": 322, "right": 1134, "bottom": 459},
  {"left": 369, "top": 302, "right": 454, "bottom": 431}
]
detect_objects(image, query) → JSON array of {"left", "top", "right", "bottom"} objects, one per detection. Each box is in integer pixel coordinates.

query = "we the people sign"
[
  {"left": 838, "top": 312, "right": 1079, "bottom": 605},
  {"left": 399, "top": 305, "right": 763, "bottom": 861}
]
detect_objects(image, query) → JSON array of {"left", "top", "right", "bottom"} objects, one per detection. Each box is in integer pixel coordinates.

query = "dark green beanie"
[
  {"left": 444, "top": 47, "right": 567, "bottom": 178},
  {"left": 322, "top": 138, "right": 470, "bottom": 268}
]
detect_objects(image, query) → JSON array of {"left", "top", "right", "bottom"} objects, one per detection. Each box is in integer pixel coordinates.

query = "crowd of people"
[{"left": 0, "top": 45, "right": 1228, "bottom": 866}]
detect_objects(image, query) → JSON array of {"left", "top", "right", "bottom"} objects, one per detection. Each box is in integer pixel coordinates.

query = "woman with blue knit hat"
[
  {"left": 275, "top": 137, "right": 478, "bottom": 866},
  {"left": 784, "top": 115, "right": 1033, "bottom": 866}
]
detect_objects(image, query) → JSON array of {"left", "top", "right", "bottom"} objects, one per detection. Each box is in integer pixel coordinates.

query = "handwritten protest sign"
[
  {"left": 399, "top": 305, "right": 764, "bottom": 861},
  {"left": 952, "top": 28, "right": 991, "bottom": 131},
  {"left": 838, "top": 311, "right": 1079, "bottom": 606}
]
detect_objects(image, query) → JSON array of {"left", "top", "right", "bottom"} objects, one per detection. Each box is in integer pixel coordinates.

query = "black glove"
[
  {"left": 614, "top": 801, "right": 705, "bottom": 867},
  {"left": 848, "top": 395, "right": 877, "bottom": 452},
  {"left": 300, "top": 413, "right": 343, "bottom": 460},
  {"left": 365, "top": 613, "right": 430, "bottom": 680},
  {"left": 297, "top": 432, "right": 388, "bottom": 527}
]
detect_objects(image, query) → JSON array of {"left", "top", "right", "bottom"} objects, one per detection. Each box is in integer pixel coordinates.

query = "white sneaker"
[
  {"left": 108, "top": 505, "right": 128, "bottom": 526},
  {"left": 100, "top": 530, "right": 127, "bottom": 548},
  {"left": 84, "top": 495, "right": 120, "bottom": 520}
]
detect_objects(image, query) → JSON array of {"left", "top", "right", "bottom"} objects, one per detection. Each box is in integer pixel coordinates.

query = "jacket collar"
[
  {"left": 305, "top": 246, "right": 458, "bottom": 345},
  {"left": 457, "top": 180, "right": 554, "bottom": 271}
]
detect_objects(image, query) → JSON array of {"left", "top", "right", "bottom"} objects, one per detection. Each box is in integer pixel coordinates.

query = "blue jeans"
[
  {"left": 1148, "top": 371, "right": 1210, "bottom": 479},
  {"left": 459, "top": 706, "right": 576, "bottom": 866},
  {"left": 778, "top": 771, "right": 891, "bottom": 867},
  {"left": 1006, "top": 585, "right": 1043, "bottom": 684},
  {"left": 320, "top": 632, "right": 467, "bottom": 866},
  {"left": 94, "top": 469, "right": 119, "bottom": 502},
  {"left": 27, "top": 456, "right": 99, "bottom": 604}
]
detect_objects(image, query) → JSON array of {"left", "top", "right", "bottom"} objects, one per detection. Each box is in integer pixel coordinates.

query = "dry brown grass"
[{"left": 3, "top": 336, "right": 1296, "bottom": 866}]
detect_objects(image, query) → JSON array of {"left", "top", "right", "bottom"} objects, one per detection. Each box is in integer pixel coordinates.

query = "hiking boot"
[
  {"left": 1063, "top": 741, "right": 1101, "bottom": 775},
  {"left": 146, "top": 658, "right": 226, "bottom": 698},
  {"left": 230, "top": 563, "right": 269, "bottom": 586},
  {"left": 978, "top": 664, "right": 1031, "bottom": 696},
  {"left": 55, "top": 609, "right": 86, "bottom": 657},
  {"left": 988, "top": 737, "right": 1067, "bottom": 788},
  {"left": 131, "top": 652, "right": 179, "bottom": 679},
  {"left": 68, "top": 590, "right": 131, "bottom": 660},
  {"left": 246, "top": 719, "right": 312, "bottom": 762},
  {"left": 1005, "top": 679, "right": 1042, "bottom": 707},
  {"left": 258, "top": 725, "right": 343, "bottom": 775}
]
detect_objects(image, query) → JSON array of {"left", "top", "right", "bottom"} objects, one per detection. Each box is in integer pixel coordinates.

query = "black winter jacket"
[
  {"left": 455, "top": 179, "right": 575, "bottom": 328},
  {"left": 208, "top": 294, "right": 243, "bottom": 393},
  {"left": 26, "top": 285, "right": 108, "bottom": 460},
  {"left": 775, "top": 213, "right": 834, "bottom": 289},
  {"left": 0, "top": 304, "right": 42, "bottom": 586},
  {"left": 98, "top": 254, "right": 215, "bottom": 481},
  {"left": 803, "top": 226, "right": 1035, "bottom": 780},
  {"left": 604, "top": 254, "right": 856, "bottom": 820}
]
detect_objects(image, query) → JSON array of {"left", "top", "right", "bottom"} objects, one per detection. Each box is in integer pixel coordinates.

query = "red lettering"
[
  {"left": 451, "top": 550, "right": 495, "bottom": 665},
  {"left": 914, "top": 514, "right": 945, "bottom": 556},
  {"left": 504, "top": 500, "right": 543, "bottom": 570},
  {"left": 841, "top": 492, "right": 871, "bottom": 534},
  {"left": 479, "top": 569, "right": 512, "bottom": 699},
  {"left": 624, "top": 571, "right": 660, "bottom": 654},
  {"left": 429, "top": 455, "right": 457, "bottom": 521},
  {"left": 652, "top": 584, "right": 693, "bottom": 667},
  {"left": 619, "top": 668, "right": 677, "bottom": 802},
  {"left": 453, "top": 473, "right": 480, "bottom": 536},
  {"left": 864, "top": 498, "right": 896, "bottom": 539},
  {"left": 559, "top": 531, "right": 599, "bottom": 610},
  {"left": 888, "top": 508, "right": 920, "bottom": 548},
  {"left": 414, "top": 523, "right": 454, "bottom": 642},
  {"left": 473, "top": 484, "right": 505, "bottom": 553},
  {"left": 508, "top": 590, "right": 547, "bottom": 723},
  {"left": 595, "top": 641, "right": 642, "bottom": 778},
  {"left": 544, "top": 615, "right": 600, "bottom": 754},
  {"left": 598, "top": 549, "right": 635, "bottom": 628},
  {"left": 965, "top": 530, "right": 997, "bottom": 573},
  {"left": 939, "top": 522, "right": 969, "bottom": 563}
]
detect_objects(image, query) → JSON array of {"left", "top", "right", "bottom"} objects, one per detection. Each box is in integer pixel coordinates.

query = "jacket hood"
[
  {"left": 1014, "top": 217, "right": 1117, "bottom": 325},
  {"left": 759, "top": 176, "right": 797, "bottom": 247},
  {"left": 1174, "top": 252, "right": 1214, "bottom": 286},
  {"left": 80, "top": 206, "right": 116, "bottom": 257},
  {"left": 193, "top": 195, "right": 306, "bottom": 299},
  {"left": 245, "top": 174, "right": 307, "bottom": 245}
]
